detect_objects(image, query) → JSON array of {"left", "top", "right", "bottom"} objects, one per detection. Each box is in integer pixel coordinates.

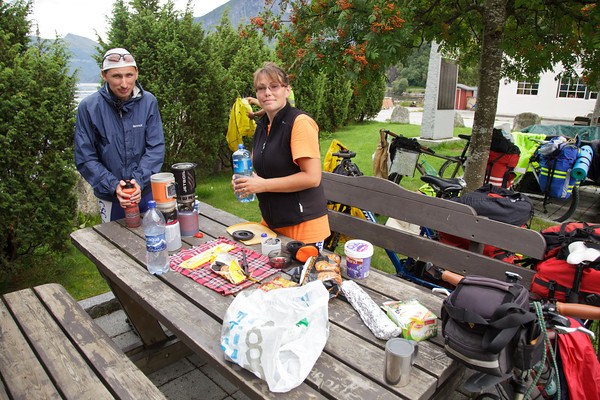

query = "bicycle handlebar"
[
  {"left": 332, "top": 151, "right": 356, "bottom": 159},
  {"left": 440, "top": 270, "right": 600, "bottom": 320}
]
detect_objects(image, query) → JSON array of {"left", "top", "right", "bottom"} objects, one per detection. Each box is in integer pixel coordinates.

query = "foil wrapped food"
[{"left": 341, "top": 280, "right": 402, "bottom": 340}]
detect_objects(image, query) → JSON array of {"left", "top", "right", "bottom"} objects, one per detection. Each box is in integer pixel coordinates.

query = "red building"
[{"left": 455, "top": 84, "right": 477, "bottom": 110}]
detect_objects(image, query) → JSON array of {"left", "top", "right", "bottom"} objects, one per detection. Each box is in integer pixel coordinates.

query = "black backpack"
[
  {"left": 450, "top": 184, "right": 533, "bottom": 227},
  {"left": 442, "top": 275, "right": 544, "bottom": 377}
]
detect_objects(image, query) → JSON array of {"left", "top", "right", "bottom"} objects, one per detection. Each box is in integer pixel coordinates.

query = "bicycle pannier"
[
  {"left": 537, "top": 139, "right": 579, "bottom": 199},
  {"left": 438, "top": 184, "right": 533, "bottom": 261},
  {"left": 485, "top": 129, "right": 521, "bottom": 188},
  {"left": 442, "top": 275, "right": 543, "bottom": 377},
  {"left": 530, "top": 222, "right": 600, "bottom": 305}
]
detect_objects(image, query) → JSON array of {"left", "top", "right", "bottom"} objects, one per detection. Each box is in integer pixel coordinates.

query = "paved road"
[{"left": 373, "top": 108, "right": 570, "bottom": 128}]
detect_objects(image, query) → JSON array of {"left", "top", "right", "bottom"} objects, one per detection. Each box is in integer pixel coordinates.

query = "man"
[{"left": 75, "top": 48, "right": 165, "bottom": 222}]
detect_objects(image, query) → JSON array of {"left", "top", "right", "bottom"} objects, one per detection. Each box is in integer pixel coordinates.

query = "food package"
[
  {"left": 381, "top": 299, "right": 437, "bottom": 341},
  {"left": 258, "top": 276, "right": 298, "bottom": 292},
  {"left": 210, "top": 252, "right": 247, "bottom": 285},
  {"left": 297, "top": 255, "right": 343, "bottom": 298},
  {"left": 179, "top": 243, "right": 234, "bottom": 269}
]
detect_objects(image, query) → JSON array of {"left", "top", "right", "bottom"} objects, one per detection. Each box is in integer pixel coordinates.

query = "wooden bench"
[
  {"left": 0, "top": 283, "right": 166, "bottom": 400},
  {"left": 322, "top": 172, "right": 546, "bottom": 287}
]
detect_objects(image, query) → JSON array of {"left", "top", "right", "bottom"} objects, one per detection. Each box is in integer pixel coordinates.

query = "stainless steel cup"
[{"left": 384, "top": 338, "right": 418, "bottom": 386}]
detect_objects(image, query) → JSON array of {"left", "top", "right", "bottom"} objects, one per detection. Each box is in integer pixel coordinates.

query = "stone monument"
[{"left": 421, "top": 42, "right": 457, "bottom": 140}]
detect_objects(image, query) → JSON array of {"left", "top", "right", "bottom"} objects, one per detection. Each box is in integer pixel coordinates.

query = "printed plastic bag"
[{"left": 220, "top": 281, "right": 330, "bottom": 392}]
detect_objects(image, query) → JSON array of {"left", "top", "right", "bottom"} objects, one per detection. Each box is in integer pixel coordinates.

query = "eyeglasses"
[
  {"left": 256, "top": 83, "right": 286, "bottom": 93},
  {"left": 103, "top": 53, "right": 135, "bottom": 63}
]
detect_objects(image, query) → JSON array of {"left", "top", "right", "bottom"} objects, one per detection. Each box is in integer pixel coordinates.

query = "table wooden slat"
[
  {"left": 3, "top": 289, "right": 114, "bottom": 400},
  {"left": 34, "top": 283, "right": 166, "bottom": 400},
  {"left": 0, "top": 299, "right": 61, "bottom": 400}
]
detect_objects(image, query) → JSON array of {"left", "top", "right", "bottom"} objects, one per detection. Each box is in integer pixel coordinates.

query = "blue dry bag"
[{"left": 538, "top": 140, "right": 579, "bottom": 199}]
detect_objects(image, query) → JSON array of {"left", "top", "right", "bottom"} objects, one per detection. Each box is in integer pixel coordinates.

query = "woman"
[{"left": 233, "top": 62, "right": 330, "bottom": 245}]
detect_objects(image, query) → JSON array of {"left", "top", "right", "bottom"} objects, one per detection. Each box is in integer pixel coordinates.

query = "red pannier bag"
[
  {"left": 438, "top": 184, "right": 533, "bottom": 262},
  {"left": 483, "top": 128, "right": 521, "bottom": 188},
  {"left": 530, "top": 222, "right": 600, "bottom": 305},
  {"left": 485, "top": 151, "right": 520, "bottom": 188}
]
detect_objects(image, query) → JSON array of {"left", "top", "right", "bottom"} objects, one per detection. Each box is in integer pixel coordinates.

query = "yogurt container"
[{"left": 344, "top": 239, "right": 374, "bottom": 279}]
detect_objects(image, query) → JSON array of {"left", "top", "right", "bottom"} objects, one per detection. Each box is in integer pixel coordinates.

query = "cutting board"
[{"left": 226, "top": 222, "right": 277, "bottom": 245}]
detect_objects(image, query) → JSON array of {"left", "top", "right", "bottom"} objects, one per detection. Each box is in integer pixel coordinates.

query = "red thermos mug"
[{"left": 123, "top": 180, "right": 141, "bottom": 228}]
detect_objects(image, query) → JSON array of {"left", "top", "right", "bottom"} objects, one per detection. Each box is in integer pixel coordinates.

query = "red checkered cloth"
[{"left": 170, "top": 237, "right": 278, "bottom": 296}]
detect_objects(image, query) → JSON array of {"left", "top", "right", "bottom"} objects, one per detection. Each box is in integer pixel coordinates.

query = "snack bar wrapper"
[{"left": 381, "top": 299, "right": 437, "bottom": 341}]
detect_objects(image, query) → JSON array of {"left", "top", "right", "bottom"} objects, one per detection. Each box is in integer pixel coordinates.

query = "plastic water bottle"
[
  {"left": 142, "top": 200, "right": 169, "bottom": 275},
  {"left": 232, "top": 144, "right": 256, "bottom": 202}
]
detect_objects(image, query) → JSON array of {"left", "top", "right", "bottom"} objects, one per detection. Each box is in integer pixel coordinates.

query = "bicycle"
[
  {"left": 511, "top": 136, "right": 581, "bottom": 222},
  {"left": 437, "top": 268, "right": 600, "bottom": 400},
  {"left": 322, "top": 141, "right": 378, "bottom": 252},
  {"left": 381, "top": 129, "right": 471, "bottom": 183}
]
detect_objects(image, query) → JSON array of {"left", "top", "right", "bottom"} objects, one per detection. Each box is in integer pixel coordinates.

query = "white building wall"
[{"left": 496, "top": 66, "right": 596, "bottom": 121}]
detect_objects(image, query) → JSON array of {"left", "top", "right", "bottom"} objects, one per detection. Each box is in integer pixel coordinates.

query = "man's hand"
[{"left": 116, "top": 179, "right": 141, "bottom": 208}]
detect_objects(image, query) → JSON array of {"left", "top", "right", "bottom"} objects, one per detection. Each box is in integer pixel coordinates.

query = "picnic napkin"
[{"left": 170, "top": 238, "right": 279, "bottom": 295}]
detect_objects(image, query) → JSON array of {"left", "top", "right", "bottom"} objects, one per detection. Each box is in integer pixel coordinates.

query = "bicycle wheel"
[{"left": 439, "top": 160, "right": 464, "bottom": 178}]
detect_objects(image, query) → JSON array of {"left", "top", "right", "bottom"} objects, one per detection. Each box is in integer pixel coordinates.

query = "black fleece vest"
[{"left": 252, "top": 104, "right": 327, "bottom": 229}]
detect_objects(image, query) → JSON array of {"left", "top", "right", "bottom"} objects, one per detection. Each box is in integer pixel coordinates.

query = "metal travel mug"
[{"left": 384, "top": 338, "right": 418, "bottom": 386}]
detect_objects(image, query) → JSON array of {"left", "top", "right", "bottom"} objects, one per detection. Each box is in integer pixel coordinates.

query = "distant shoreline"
[{"left": 76, "top": 83, "right": 100, "bottom": 103}]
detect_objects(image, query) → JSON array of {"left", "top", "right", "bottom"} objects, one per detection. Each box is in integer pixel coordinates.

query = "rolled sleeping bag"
[{"left": 571, "top": 145, "right": 593, "bottom": 181}]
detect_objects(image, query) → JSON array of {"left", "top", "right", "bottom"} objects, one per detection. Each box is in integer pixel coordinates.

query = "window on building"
[
  {"left": 557, "top": 77, "right": 590, "bottom": 99},
  {"left": 590, "top": 91, "right": 598, "bottom": 100},
  {"left": 516, "top": 81, "right": 539, "bottom": 95}
]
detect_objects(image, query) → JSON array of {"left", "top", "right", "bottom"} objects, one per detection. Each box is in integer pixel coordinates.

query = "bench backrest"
[{"left": 322, "top": 172, "right": 546, "bottom": 287}]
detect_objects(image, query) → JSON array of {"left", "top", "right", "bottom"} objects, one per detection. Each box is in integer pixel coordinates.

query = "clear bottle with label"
[
  {"left": 232, "top": 144, "right": 256, "bottom": 203},
  {"left": 142, "top": 200, "right": 169, "bottom": 275}
]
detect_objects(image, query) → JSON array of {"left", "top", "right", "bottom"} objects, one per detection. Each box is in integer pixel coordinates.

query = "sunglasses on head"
[{"left": 103, "top": 53, "right": 135, "bottom": 63}]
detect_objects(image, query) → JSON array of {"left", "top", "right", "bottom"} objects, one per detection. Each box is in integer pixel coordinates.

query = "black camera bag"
[{"left": 442, "top": 275, "right": 544, "bottom": 377}]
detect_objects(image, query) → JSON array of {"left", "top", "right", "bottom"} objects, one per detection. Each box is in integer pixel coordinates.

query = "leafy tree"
[
  {"left": 349, "top": 74, "right": 386, "bottom": 122},
  {"left": 252, "top": 0, "right": 392, "bottom": 130},
  {"left": 0, "top": 0, "right": 78, "bottom": 272},
  {"left": 209, "top": 11, "right": 273, "bottom": 107},
  {"left": 391, "top": 77, "right": 409, "bottom": 97}
]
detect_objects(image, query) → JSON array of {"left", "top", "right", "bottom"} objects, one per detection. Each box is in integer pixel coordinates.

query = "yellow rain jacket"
[{"left": 226, "top": 97, "right": 256, "bottom": 152}]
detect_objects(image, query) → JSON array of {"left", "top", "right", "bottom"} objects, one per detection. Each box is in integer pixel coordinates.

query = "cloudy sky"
[{"left": 29, "top": 0, "right": 230, "bottom": 40}]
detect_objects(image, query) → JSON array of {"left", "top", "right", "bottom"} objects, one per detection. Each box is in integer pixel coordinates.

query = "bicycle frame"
[{"left": 381, "top": 129, "right": 470, "bottom": 181}]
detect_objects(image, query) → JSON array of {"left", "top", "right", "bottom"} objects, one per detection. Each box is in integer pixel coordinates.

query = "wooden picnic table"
[{"left": 70, "top": 201, "right": 461, "bottom": 400}]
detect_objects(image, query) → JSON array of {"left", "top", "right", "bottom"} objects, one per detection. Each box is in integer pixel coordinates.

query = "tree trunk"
[
  {"left": 592, "top": 79, "right": 600, "bottom": 126},
  {"left": 464, "top": 0, "right": 508, "bottom": 192}
]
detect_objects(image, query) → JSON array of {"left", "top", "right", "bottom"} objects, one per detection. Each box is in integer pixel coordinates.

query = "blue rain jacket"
[{"left": 74, "top": 82, "right": 165, "bottom": 202}]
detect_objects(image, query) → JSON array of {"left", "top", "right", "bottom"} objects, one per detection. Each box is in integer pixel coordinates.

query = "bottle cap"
[
  {"left": 148, "top": 200, "right": 156, "bottom": 208},
  {"left": 124, "top": 180, "right": 135, "bottom": 189},
  {"left": 261, "top": 233, "right": 267, "bottom": 238},
  {"left": 238, "top": 144, "right": 244, "bottom": 149}
]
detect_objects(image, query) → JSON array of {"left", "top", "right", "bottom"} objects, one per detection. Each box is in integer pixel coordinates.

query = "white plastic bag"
[{"left": 220, "top": 280, "right": 330, "bottom": 392}]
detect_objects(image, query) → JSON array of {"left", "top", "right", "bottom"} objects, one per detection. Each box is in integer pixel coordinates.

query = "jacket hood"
[{"left": 100, "top": 81, "right": 144, "bottom": 112}]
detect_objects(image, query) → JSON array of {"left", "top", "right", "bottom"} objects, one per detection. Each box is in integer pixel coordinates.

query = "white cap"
[{"left": 101, "top": 48, "right": 137, "bottom": 71}]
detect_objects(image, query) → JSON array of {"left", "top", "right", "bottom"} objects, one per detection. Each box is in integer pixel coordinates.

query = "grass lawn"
[{"left": 0, "top": 119, "right": 554, "bottom": 300}]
